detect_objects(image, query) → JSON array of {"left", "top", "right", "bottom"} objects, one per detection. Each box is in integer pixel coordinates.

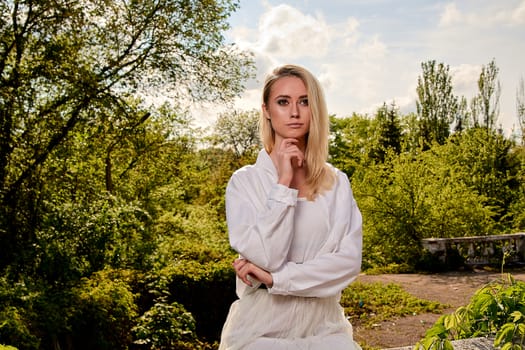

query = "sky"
[{"left": 209, "top": 0, "right": 525, "bottom": 136}]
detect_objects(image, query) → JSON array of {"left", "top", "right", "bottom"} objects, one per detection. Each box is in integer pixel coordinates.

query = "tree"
[
  {"left": 353, "top": 148, "right": 495, "bottom": 270},
  {"left": 448, "top": 128, "right": 521, "bottom": 225},
  {"left": 454, "top": 96, "right": 471, "bottom": 133},
  {"left": 329, "top": 113, "right": 374, "bottom": 177},
  {"left": 517, "top": 76, "right": 525, "bottom": 144},
  {"left": 470, "top": 59, "right": 501, "bottom": 131},
  {"left": 368, "top": 102, "right": 402, "bottom": 163},
  {"left": 212, "top": 109, "right": 261, "bottom": 158},
  {"left": 0, "top": 0, "right": 253, "bottom": 272},
  {"left": 416, "top": 60, "right": 458, "bottom": 148}
]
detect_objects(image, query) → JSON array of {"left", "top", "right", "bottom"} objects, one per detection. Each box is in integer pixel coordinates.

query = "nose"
[{"left": 291, "top": 102, "right": 299, "bottom": 118}]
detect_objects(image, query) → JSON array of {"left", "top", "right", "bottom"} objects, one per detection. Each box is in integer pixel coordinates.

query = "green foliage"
[
  {"left": 349, "top": 124, "right": 523, "bottom": 271},
  {"left": 0, "top": 307, "right": 39, "bottom": 350},
  {"left": 0, "top": 273, "right": 40, "bottom": 350},
  {"left": 0, "top": 0, "right": 252, "bottom": 272},
  {"left": 146, "top": 201, "right": 236, "bottom": 343},
  {"left": 329, "top": 114, "right": 374, "bottom": 177},
  {"left": 133, "top": 297, "right": 199, "bottom": 350},
  {"left": 68, "top": 270, "right": 138, "bottom": 350},
  {"left": 152, "top": 203, "right": 233, "bottom": 267},
  {"left": 0, "top": 2, "right": 522, "bottom": 346},
  {"left": 448, "top": 128, "right": 521, "bottom": 224},
  {"left": 367, "top": 102, "right": 402, "bottom": 163},
  {"left": 0, "top": 269, "right": 141, "bottom": 350},
  {"left": 415, "top": 274, "right": 525, "bottom": 349},
  {"left": 329, "top": 96, "right": 521, "bottom": 273},
  {"left": 471, "top": 59, "right": 501, "bottom": 130},
  {"left": 155, "top": 258, "right": 236, "bottom": 343},
  {"left": 211, "top": 109, "right": 261, "bottom": 158},
  {"left": 354, "top": 146, "right": 496, "bottom": 269},
  {"left": 341, "top": 281, "right": 447, "bottom": 328},
  {"left": 36, "top": 196, "right": 154, "bottom": 282},
  {"left": 506, "top": 145, "right": 525, "bottom": 231},
  {"left": 416, "top": 60, "right": 458, "bottom": 147},
  {"left": 517, "top": 77, "right": 525, "bottom": 145}
]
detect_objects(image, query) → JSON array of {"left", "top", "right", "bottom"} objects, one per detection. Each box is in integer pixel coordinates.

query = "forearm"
[
  {"left": 227, "top": 183, "right": 298, "bottom": 271},
  {"left": 269, "top": 248, "right": 362, "bottom": 298},
  {"left": 269, "top": 192, "right": 363, "bottom": 298}
]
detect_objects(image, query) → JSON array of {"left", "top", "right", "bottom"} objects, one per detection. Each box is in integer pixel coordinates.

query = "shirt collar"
[{"left": 256, "top": 149, "right": 278, "bottom": 180}]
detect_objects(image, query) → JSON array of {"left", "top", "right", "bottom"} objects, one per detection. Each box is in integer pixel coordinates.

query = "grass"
[
  {"left": 341, "top": 281, "right": 448, "bottom": 328},
  {"left": 341, "top": 281, "right": 450, "bottom": 349}
]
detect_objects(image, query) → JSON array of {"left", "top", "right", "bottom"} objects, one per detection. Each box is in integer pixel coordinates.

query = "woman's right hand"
[{"left": 273, "top": 138, "right": 304, "bottom": 187}]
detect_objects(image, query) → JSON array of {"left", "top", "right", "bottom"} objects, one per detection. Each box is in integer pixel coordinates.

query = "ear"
[{"left": 262, "top": 104, "right": 270, "bottom": 120}]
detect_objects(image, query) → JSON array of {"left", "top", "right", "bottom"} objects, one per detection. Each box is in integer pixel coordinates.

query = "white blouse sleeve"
[
  {"left": 225, "top": 169, "right": 298, "bottom": 272},
  {"left": 268, "top": 172, "right": 363, "bottom": 298}
]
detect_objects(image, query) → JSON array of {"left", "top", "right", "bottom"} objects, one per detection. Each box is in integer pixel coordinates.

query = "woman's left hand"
[{"left": 233, "top": 258, "right": 273, "bottom": 288}]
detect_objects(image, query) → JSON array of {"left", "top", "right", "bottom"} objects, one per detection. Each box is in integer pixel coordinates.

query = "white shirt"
[{"left": 225, "top": 149, "right": 363, "bottom": 299}]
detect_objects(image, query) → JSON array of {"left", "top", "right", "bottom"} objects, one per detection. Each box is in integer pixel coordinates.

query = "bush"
[
  {"left": 0, "top": 345, "right": 18, "bottom": 350},
  {"left": 158, "top": 259, "right": 236, "bottom": 343},
  {"left": 68, "top": 270, "right": 138, "bottom": 350},
  {"left": 147, "top": 203, "right": 236, "bottom": 343},
  {"left": 0, "top": 307, "right": 39, "bottom": 350},
  {"left": 133, "top": 298, "right": 199, "bottom": 349},
  {"left": 0, "top": 275, "right": 40, "bottom": 350},
  {"left": 415, "top": 273, "right": 525, "bottom": 349}
]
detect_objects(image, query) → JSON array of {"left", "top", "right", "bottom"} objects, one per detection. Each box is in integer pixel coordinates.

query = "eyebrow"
[{"left": 274, "top": 94, "right": 308, "bottom": 99}]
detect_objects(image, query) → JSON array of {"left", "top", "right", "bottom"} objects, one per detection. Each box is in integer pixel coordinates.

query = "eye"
[
  {"left": 299, "top": 98, "right": 308, "bottom": 106},
  {"left": 277, "top": 98, "right": 289, "bottom": 106}
]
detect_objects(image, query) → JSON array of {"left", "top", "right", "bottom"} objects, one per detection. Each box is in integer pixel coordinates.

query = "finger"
[
  {"left": 235, "top": 262, "right": 251, "bottom": 285},
  {"left": 279, "top": 138, "right": 298, "bottom": 150},
  {"left": 286, "top": 150, "right": 304, "bottom": 167},
  {"left": 238, "top": 270, "right": 253, "bottom": 287},
  {"left": 233, "top": 258, "right": 247, "bottom": 268},
  {"left": 240, "top": 264, "right": 260, "bottom": 287}
]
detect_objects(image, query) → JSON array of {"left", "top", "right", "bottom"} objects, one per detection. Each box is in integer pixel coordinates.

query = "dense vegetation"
[
  {"left": 1, "top": 1, "right": 524, "bottom": 349},
  {"left": 416, "top": 273, "right": 525, "bottom": 350}
]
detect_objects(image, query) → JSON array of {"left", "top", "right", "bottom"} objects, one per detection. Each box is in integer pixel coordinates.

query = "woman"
[{"left": 219, "top": 64, "right": 362, "bottom": 350}]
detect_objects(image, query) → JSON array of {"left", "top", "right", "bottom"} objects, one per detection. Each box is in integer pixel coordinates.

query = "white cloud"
[
  {"left": 359, "top": 35, "right": 387, "bottom": 61},
  {"left": 439, "top": 3, "right": 462, "bottom": 26},
  {"left": 511, "top": 0, "right": 525, "bottom": 23},
  {"left": 439, "top": 0, "right": 525, "bottom": 27},
  {"left": 257, "top": 4, "right": 332, "bottom": 59},
  {"left": 229, "top": 2, "right": 415, "bottom": 119},
  {"left": 450, "top": 64, "right": 482, "bottom": 97},
  {"left": 342, "top": 17, "right": 360, "bottom": 47},
  {"left": 219, "top": 1, "right": 525, "bottom": 135}
]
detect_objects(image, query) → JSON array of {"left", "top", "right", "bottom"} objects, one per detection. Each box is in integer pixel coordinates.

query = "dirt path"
[{"left": 352, "top": 269, "right": 525, "bottom": 349}]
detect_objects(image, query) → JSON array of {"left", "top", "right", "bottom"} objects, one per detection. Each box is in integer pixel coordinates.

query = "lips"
[{"left": 287, "top": 123, "right": 303, "bottom": 128}]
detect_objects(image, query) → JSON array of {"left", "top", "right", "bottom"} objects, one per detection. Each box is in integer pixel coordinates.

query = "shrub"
[
  {"left": 0, "top": 307, "right": 39, "bottom": 350},
  {"left": 159, "top": 259, "right": 236, "bottom": 343},
  {"left": 68, "top": 270, "right": 138, "bottom": 350},
  {"left": 0, "top": 345, "right": 18, "bottom": 350},
  {"left": 415, "top": 273, "right": 525, "bottom": 349},
  {"left": 133, "top": 298, "right": 199, "bottom": 349}
]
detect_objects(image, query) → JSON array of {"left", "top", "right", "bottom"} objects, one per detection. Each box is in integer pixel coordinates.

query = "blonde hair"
[{"left": 260, "top": 64, "right": 335, "bottom": 200}]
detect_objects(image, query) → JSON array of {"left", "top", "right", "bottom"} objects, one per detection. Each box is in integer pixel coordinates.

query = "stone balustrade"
[{"left": 422, "top": 232, "right": 525, "bottom": 267}]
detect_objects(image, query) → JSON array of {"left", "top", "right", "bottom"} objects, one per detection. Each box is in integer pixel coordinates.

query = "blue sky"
[{"left": 219, "top": 0, "right": 525, "bottom": 136}]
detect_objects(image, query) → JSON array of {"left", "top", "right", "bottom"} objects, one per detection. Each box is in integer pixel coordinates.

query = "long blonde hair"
[{"left": 260, "top": 64, "right": 335, "bottom": 200}]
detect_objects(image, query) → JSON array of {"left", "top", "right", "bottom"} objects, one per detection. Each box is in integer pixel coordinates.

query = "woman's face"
[{"left": 263, "top": 76, "right": 311, "bottom": 144}]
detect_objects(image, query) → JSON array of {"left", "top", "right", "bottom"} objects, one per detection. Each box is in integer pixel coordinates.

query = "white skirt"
[{"left": 219, "top": 288, "right": 361, "bottom": 350}]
